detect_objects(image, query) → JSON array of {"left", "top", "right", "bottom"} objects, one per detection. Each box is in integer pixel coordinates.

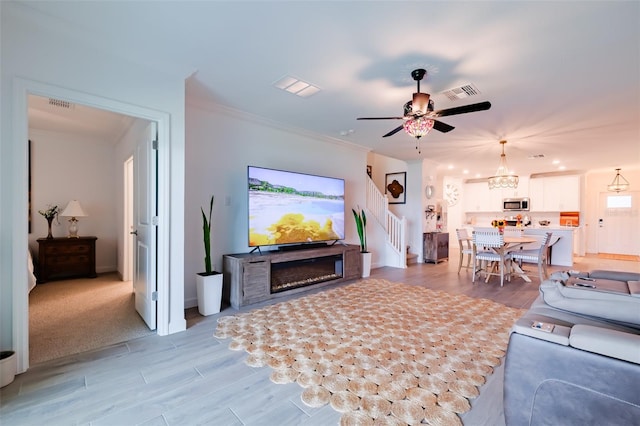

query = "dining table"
[{"left": 499, "top": 235, "right": 538, "bottom": 283}]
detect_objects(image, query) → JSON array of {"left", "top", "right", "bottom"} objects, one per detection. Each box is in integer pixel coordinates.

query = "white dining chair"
[
  {"left": 472, "top": 230, "right": 512, "bottom": 287},
  {"left": 511, "top": 232, "right": 553, "bottom": 282},
  {"left": 455, "top": 228, "right": 474, "bottom": 274}
]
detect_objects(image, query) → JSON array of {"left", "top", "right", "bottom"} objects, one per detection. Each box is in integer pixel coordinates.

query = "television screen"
[{"left": 248, "top": 166, "right": 345, "bottom": 247}]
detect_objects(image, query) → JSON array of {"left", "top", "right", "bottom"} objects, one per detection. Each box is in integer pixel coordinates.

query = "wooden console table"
[
  {"left": 223, "top": 244, "right": 361, "bottom": 308},
  {"left": 37, "top": 236, "right": 97, "bottom": 283}
]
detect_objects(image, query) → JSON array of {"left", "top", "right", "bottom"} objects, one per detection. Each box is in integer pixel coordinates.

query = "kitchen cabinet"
[
  {"left": 463, "top": 182, "right": 502, "bottom": 212},
  {"left": 530, "top": 175, "right": 580, "bottom": 211},
  {"left": 463, "top": 177, "right": 529, "bottom": 213}
]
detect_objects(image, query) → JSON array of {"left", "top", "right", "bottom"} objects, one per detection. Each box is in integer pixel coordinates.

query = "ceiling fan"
[{"left": 357, "top": 68, "right": 492, "bottom": 139}]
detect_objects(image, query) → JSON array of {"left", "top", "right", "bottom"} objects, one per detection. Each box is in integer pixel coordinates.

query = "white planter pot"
[
  {"left": 0, "top": 351, "right": 17, "bottom": 388},
  {"left": 196, "top": 272, "right": 223, "bottom": 316},
  {"left": 361, "top": 252, "right": 372, "bottom": 278}
]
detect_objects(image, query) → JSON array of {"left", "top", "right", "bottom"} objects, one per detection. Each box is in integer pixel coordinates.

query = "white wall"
[
  {"left": 1, "top": 3, "right": 186, "bottom": 357},
  {"left": 184, "top": 101, "right": 371, "bottom": 308},
  {"left": 28, "top": 129, "right": 118, "bottom": 273}
]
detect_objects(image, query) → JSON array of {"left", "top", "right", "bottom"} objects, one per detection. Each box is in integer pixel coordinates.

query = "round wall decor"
[{"left": 444, "top": 183, "right": 459, "bottom": 206}]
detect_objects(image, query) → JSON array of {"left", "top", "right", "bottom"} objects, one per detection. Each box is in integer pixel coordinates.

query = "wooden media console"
[{"left": 223, "top": 244, "right": 361, "bottom": 308}]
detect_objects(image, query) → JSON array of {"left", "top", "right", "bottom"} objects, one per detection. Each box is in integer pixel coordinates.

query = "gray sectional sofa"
[{"left": 504, "top": 269, "right": 640, "bottom": 425}]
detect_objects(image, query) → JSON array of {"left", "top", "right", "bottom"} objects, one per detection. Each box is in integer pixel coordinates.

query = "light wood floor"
[{"left": 1, "top": 253, "right": 638, "bottom": 425}]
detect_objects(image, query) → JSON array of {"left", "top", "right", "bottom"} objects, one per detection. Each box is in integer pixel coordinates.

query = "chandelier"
[
  {"left": 488, "top": 140, "right": 519, "bottom": 189},
  {"left": 607, "top": 168, "right": 630, "bottom": 192}
]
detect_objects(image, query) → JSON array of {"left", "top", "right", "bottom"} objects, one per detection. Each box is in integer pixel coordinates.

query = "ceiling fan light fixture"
[
  {"left": 488, "top": 140, "right": 519, "bottom": 189},
  {"left": 411, "top": 92, "right": 430, "bottom": 115},
  {"left": 403, "top": 116, "right": 434, "bottom": 139},
  {"left": 607, "top": 168, "right": 630, "bottom": 192}
]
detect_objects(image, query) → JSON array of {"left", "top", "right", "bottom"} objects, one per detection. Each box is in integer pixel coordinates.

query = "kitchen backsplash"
[{"left": 465, "top": 212, "right": 581, "bottom": 228}]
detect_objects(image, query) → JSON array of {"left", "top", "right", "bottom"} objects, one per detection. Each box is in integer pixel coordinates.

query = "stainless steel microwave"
[{"left": 503, "top": 198, "right": 530, "bottom": 211}]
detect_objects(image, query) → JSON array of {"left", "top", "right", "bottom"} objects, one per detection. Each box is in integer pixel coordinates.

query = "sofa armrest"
[
  {"left": 570, "top": 324, "right": 640, "bottom": 364},
  {"left": 511, "top": 316, "right": 571, "bottom": 345}
]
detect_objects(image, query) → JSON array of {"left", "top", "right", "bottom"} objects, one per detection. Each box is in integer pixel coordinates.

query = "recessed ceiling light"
[
  {"left": 558, "top": 165, "right": 566, "bottom": 170},
  {"left": 552, "top": 159, "right": 560, "bottom": 165},
  {"left": 448, "top": 165, "right": 454, "bottom": 170},
  {"left": 462, "top": 169, "right": 469, "bottom": 175},
  {"left": 273, "top": 75, "right": 321, "bottom": 98},
  {"left": 475, "top": 173, "right": 482, "bottom": 178}
]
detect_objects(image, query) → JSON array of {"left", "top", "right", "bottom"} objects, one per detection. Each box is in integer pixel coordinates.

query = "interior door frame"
[{"left": 12, "top": 78, "right": 172, "bottom": 373}]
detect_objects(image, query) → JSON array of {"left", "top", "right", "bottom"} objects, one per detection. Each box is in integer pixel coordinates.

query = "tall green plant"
[
  {"left": 201, "top": 195, "right": 214, "bottom": 274},
  {"left": 352, "top": 207, "right": 368, "bottom": 253}
]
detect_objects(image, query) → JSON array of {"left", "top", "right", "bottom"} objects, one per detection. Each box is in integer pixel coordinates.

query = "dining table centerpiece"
[{"left": 491, "top": 219, "right": 506, "bottom": 234}]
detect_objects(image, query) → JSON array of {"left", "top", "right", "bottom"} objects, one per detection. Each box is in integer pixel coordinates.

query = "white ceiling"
[{"left": 21, "top": 1, "right": 640, "bottom": 179}]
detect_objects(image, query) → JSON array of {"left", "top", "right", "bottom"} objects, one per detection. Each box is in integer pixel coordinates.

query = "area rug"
[{"left": 214, "top": 279, "right": 524, "bottom": 425}]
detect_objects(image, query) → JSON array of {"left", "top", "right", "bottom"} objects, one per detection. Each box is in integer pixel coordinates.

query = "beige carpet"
[
  {"left": 29, "top": 273, "right": 154, "bottom": 364},
  {"left": 215, "top": 278, "right": 525, "bottom": 425}
]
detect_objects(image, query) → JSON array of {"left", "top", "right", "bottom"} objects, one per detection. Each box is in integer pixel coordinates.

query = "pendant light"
[
  {"left": 488, "top": 140, "right": 518, "bottom": 189},
  {"left": 607, "top": 168, "right": 630, "bottom": 192}
]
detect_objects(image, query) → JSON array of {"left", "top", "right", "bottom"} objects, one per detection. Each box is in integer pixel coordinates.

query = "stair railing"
[{"left": 365, "top": 177, "right": 407, "bottom": 267}]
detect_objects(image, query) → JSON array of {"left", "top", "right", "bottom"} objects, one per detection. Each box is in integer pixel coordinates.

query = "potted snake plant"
[
  {"left": 196, "top": 195, "right": 223, "bottom": 315},
  {"left": 352, "top": 206, "right": 372, "bottom": 277}
]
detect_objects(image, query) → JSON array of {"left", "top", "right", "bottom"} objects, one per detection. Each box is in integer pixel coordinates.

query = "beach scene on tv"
[{"left": 248, "top": 167, "right": 345, "bottom": 247}]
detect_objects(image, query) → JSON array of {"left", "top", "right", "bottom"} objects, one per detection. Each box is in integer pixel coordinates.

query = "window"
[{"left": 607, "top": 195, "right": 632, "bottom": 209}]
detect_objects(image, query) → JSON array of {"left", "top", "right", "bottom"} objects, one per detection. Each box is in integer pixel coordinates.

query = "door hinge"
[
  {"left": 152, "top": 139, "right": 158, "bottom": 150},
  {"left": 151, "top": 291, "right": 158, "bottom": 301},
  {"left": 152, "top": 216, "right": 159, "bottom": 226}
]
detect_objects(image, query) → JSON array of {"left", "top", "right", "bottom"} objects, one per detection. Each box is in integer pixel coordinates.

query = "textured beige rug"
[{"left": 214, "top": 278, "right": 524, "bottom": 425}]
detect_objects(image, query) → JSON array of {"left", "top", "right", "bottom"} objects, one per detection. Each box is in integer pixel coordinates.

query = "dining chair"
[
  {"left": 472, "top": 230, "right": 512, "bottom": 287},
  {"left": 455, "top": 228, "right": 474, "bottom": 274},
  {"left": 511, "top": 232, "right": 553, "bottom": 282}
]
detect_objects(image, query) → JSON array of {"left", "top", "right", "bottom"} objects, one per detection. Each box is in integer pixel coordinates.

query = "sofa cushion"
[
  {"left": 628, "top": 281, "right": 640, "bottom": 297},
  {"left": 570, "top": 324, "right": 640, "bottom": 364},
  {"left": 588, "top": 270, "right": 640, "bottom": 282}
]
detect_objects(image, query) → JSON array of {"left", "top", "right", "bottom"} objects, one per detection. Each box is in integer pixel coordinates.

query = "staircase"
[{"left": 366, "top": 177, "right": 407, "bottom": 268}]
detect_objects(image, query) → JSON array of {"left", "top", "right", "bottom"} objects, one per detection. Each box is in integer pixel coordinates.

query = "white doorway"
[
  {"left": 597, "top": 191, "right": 640, "bottom": 255},
  {"left": 14, "top": 78, "right": 174, "bottom": 373}
]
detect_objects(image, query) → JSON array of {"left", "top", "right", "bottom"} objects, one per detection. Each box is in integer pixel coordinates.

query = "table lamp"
[{"left": 60, "top": 200, "right": 87, "bottom": 238}]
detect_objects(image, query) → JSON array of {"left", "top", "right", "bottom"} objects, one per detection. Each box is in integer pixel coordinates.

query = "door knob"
[{"left": 130, "top": 230, "right": 138, "bottom": 235}]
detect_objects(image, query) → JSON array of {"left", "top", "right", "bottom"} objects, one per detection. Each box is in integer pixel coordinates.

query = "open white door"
[{"left": 133, "top": 122, "right": 157, "bottom": 330}]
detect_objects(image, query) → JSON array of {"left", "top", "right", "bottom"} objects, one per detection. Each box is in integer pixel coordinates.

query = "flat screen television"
[{"left": 248, "top": 166, "right": 345, "bottom": 248}]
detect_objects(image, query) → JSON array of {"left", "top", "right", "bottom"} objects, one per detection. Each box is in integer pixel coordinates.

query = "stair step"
[{"left": 407, "top": 252, "right": 419, "bottom": 265}]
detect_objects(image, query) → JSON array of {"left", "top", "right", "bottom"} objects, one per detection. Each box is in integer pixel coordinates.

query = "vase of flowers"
[
  {"left": 38, "top": 205, "right": 59, "bottom": 239},
  {"left": 491, "top": 219, "right": 506, "bottom": 234}
]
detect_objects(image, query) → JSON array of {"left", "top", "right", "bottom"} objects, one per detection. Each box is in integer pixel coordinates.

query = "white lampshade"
[
  {"left": 61, "top": 200, "right": 87, "bottom": 238},
  {"left": 61, "top": 200, "right": 87, "bottom": 218}
]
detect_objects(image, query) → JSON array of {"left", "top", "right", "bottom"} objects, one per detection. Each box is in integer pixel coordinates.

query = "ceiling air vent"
[
  {"left": 528, "top": 154, "right": 545, "bottom": 159},
  {"left": 48, "top": 98, "right": 74, "bottom": 109},
  {"left": 441, "top": 84, "right": 480, "bottom": 101}
]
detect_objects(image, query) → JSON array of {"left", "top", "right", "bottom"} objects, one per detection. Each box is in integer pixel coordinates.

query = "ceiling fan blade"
[
  {"left": 432, "top": 101, "right": 492, "bottom": 118},
  {"left": 382, "top": 126, "right": 404, "bottom": 137},
  {"left": 433, "top": 120, "right": 455, "bottom": 133},
  {"left": 357, "top": 116, "right": 404, "bottom": 120}
]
